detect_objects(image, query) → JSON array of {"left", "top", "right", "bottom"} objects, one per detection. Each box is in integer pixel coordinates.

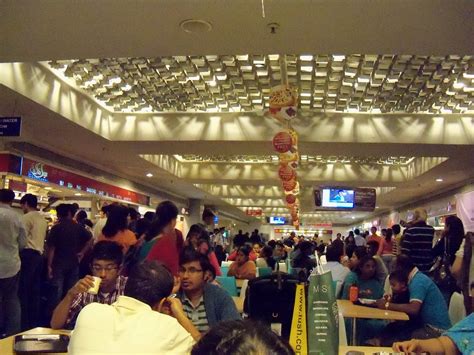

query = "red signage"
[
  {"left": 245, "top": 209, "right": 263, "bottom": 216},
  {"left": 21, "top": 158, "right": 150, "bottom": 206}
]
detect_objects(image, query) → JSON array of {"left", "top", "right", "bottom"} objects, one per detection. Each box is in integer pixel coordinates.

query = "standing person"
[
  {"left": 19, "top": 193, "right": 48, "bottom": 330},
  {"left": 47, "top": 204, "right": 92, "bottom": 314},
  {"left": 97, "top": 205, "right": 137, "bottom": 254},
  {"left": 380, "top": 228, "right": 394, "bottom": 271},
  {"left": 0, "top": 189, "right": 26, "bottom": 336},
  {"left": 400, "top": 208, "right": 435, "bottom": 273},
  {"left": 432, "top": 215, "right": 464, "bottom": 266},
  {"left": 250, "top": 229, "right": 262, "bottom": 245},
  {"left": 92, "top": 205, "right": 109, "bottom": 242},
  {"left": 391, "top": 224, "right": 403, "bottom": 256},
  {"left": 354, "top": 228, "right": 367, "bottom": 247},
  {"left": 452, "top": 232, "right": 474, "bottom": 315},
  {"left": 232, "top": 230, "right": 246, "bottom": 249},
  {"left": 367, "top": 226, "right": 383, "bottom": 256},
  {"left": 345, "top": 231, "right": 356, "bottom": 258},
  {"left": 332, "top": 233, "right": 344, "bottom": 253},
  {"left": 325, "top": 245, "right": 350, "bottom": 297},
  {"left": 145, "top": 201, "right": 183, "bottom": 276},
  {"left": 127, "top": 207, "right": 139, "bottom": 234}
]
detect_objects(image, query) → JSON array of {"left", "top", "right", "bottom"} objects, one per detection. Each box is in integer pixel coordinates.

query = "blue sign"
[{"left": 0, "top": 117, "right": 21, "bottom": 136}]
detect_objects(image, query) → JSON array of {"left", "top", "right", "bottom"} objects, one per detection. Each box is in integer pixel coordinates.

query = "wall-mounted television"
[
  {"left": 321, "top": 188, "right": 354, "bottom": 208},
  {"left": 268, "top": 216, "right": 287, "bottom": 225}
]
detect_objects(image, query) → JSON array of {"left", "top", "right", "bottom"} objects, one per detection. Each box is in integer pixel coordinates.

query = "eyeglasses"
[
  {"left": 178, "top": 267, "right": 203, "bottom": 275},
  {"left": 91, "top": 265, "right": 118, "bottom": 273}
]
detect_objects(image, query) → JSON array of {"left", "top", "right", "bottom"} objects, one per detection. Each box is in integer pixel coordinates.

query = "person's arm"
[
  {"left": 47, "top": 246, "right": 55, "bottom": 280},
  {"left": 167, "top": 297, "right": 201, "bottom": 341},
  {"left": 227, "top": 262, "right": 237, "bottom": 277},
  {"left": 241, "top": 262, "right": 256, "bottom": 280},
  {"left": 377, "top": 239, "right": 384, "bottom": 256},
  {"left": 451, "top": 255, "right": 463, "bottom": 281},
  {"left": 393, "top": 336, "right": 459, "bottom": 355},
  {"left": 375, "top": 299, "right": 422, "bottom": 316},
  {"left": 50, "top": 276, "right": 95, "bottom": 329},
  {"left": 17, "top": 219, "right": 27, "bottom": 250}
]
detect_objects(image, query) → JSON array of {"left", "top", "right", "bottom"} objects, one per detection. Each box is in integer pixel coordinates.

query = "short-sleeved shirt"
[
  {"left": 98, "top": 229, "right": 137, "bottom": 254},
  {"left": 444, "top": 313, "right": 474, "bottom": 355},
  {"left": 181, "top": 294, "right": 209, "bottom": 333},
  {"left": 400, "top": 222, "right": 435, "bottom": 272},
  {"left": 22, "top": 210, "right": 48, "bottom": 254},
  {"left": 342, "top": 271, "right": 384, "bottom": 300},
  {"left": 0, "top": 204, "right": 27, "bottom": 278},
  {"left": 47, "top": 219, "right": 91, "bottom": 269},
  {"left": 65, "top": 275, "right": 127, "bottom": 329},
  {"left": 408, "top": 269, "right": 451, "bottom": 330}
]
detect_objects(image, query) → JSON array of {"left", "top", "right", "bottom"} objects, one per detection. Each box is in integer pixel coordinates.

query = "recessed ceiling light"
[
  {"left": 436, "top": 178, "right": 444, "bottom": 182},
  {"left": 74, "top": 193, "right": 82, "bottom": 196},
  {"left": 179, "top": 19, "right": 213, "bottom": 33},
  {"left": 146, "top": 173, "right": 153, "bottom": 178}
]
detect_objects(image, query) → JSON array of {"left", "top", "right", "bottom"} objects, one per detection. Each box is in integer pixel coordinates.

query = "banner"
[
  {"left": 456, "top": 190, "right": 474, "bottom": 232},
  {"left": 289, "top": 283, "right": 307, "bottom": 355},
  {"left": 307, "top": 268, "right": 339, "bottom": 354}
]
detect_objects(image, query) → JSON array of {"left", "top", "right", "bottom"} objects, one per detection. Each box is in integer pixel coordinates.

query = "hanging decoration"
[{"left": 266, "top": 58, "right": 302, "bottom": 228}]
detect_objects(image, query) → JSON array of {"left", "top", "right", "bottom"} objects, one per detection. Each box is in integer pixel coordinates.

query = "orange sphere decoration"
[
  {"left": 282, "top": 179, "right": 297, "bottom": 192},
  {"left": 286, "top": 194, "right": 296, "bottom": 205},
  {"left": 278, "top": 164, "right": 296, "bottom": 181},
  {"left": 272, "top": 131, "right": 293, "bottom": 153}
]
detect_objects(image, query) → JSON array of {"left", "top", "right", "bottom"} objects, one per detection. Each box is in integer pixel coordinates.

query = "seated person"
[
  {"left": 291, "top": 241, "right": 316, "bottom": 276},
  {"left": 227, "top": 246, "right": 257, "bottom": 262},
  {"left": 342, "top": 255, "right": 384, "bottom": 300},
  {"left": 324, "top": 245, "right": 350, "bottom": 297},
  {"left": 252, "top": 242, "right": 262, "bottom": 258},
  {"left": 273, "top": 241, "right": 288, "bottom": 262},
  {"left": 178, "top": 250, "right": 240, "bottom": 333},
  {"left": 366, "top": 240, "right": 389, "bottom": 284},
  {"left": 393, "top": 313, "right": 474, "bottom": 355},
  {"left": 51, "top": 241, "right": 127, "bottom": 329},
  {"left": 228, "top": 245, "right": 257, "bottom": 280},
  {"left": 374, "top": 255, "right": 452, "bottom": 342},
  {"left": 191, "top": 319, "right": 295, "bottom": 355},
  {"left": 68, "top": 261, "right": 199, "bottom": 354},
  {"left": 256, "top": 245, "right": 276, "bottom": 270}
]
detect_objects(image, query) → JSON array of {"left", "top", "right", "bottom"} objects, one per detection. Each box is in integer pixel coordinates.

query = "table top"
[
  {"left": 0, "top": 327, "right": 70, "bottom": 355},
  {"left": 232, "top": 296, "right": 244, "bottom": 313},
  {"left": 337, "top": 300, "right": 409, "bottom": 321},
  {"left": 339, "top": 345, "right": 395, "bottom": 354}
]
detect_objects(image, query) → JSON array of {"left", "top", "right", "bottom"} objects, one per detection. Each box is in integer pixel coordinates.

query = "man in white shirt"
[
  {"left": 69, "top": 261, "right": 200, "bottom": 355},
  {"left": 19, "top": 193, "right": 48, "bottom": 330},
  {"left": 0, "top": 188, "right": 27, "bottom": 336},
  {"left": 324, "top": 245, "right": 350, "bottom": 297},
  {"left": 354, "top": 228, "right": 366, "bottom": 247}
]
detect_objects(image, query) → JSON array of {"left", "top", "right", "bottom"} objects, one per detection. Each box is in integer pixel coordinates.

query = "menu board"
[{"left": 353, "top": 188, "right": 377, "bottom": 211}]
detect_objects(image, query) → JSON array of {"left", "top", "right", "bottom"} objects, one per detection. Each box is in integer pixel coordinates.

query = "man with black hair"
[
  {"left": 325, "top": 245, "right": 350, "bottom": 296},
  {"left": 47, "top": 203, "right": 92, "bottom": 312},
  {"left": 0, "top": 188, "right": 26, "bottom": 336},
  {"left": 178, "top": 251, "right": 240, "bottom": 333},
  {"left": 366, "top": 240, "right": 389, "bottom": 284},
  {"left": 354, "top": 228, "right": 366, "bottom": 247},
  {"left": 19, "top": 193, "right": 48, "bottom": 330},
  {"left": 93, "top": 204, "right": 110, "bottom": 241},
  {"left": 69, "top": 261, "right": 198, "bottom": 354},
  {"left": 51, "top": 241, "right": 127, "bottom": 329}
]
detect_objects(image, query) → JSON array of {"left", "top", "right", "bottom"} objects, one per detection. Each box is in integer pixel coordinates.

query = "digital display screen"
[
  {"left": 321, "top": 188, "right": 354, "bottom": 208},
  {"left": 269, "top": 216, "right": 287, "bottom": 225}
]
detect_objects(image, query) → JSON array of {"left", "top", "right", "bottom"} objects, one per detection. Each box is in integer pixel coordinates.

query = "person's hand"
[
  {"left": 393, "top": 339, "right": 420, "bottom": 352},
  {"left": 67, "top": 275, "right": 95, "bottom": 298},
  {"left": 374, "top": 298, "right": 386, "bottom": 309},
  {"left": 172, "top": 276, "right": 181, "bottom": 294},
  {"left": 167, "top": 297, "right": 186, "bottom": 319}
]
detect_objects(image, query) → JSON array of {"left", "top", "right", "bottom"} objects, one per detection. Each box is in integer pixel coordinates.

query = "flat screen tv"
[
  {"left": 321, "top": 188, "right": 354, "bottom": 208},
  {"left": 269, "top": 216, "right": 286, "bottom": 225}
]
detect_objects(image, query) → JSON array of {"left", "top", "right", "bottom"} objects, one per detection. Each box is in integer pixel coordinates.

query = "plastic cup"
[{"left": 88, "top": 276, "right": 101, "bottom": 295}]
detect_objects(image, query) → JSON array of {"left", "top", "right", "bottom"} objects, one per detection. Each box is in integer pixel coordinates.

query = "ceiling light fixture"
[
  {"left": 179, "top": 19, "right": 213, "bottom": 33},
  {"left": 436, "top": 178, "right": 443, "bottom": 182},
  {"left": 146, "top": 173, "right": 153, "bottom": 177}
]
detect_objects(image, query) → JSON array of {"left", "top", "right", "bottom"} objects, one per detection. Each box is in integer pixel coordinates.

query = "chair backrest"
[
  {"left": 221, "top": 261, "right": 232, "bottom": 267},
  {"left": 239, "top": 279, "right": 249, "bottom": 299},
  {"left": 220, "top": 266, "right": 229, "bottom": 276},
  {"left": 216, "top": 276, "right": 238, "bottom": 297},
  {"left": 449, "top": 292, "right": 466, "bottom": 325},
  {"left": 258, "top": 267, "right": 272, "bottom": 277},
  {"left": 278, "top": 262, "right": 287, "bottom": 273}
]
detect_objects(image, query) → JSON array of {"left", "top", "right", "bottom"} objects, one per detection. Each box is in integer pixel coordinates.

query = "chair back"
[
  {"left": 220, "top": 266, "right": 229, "bottom": 276},
  {"left": 221, "top": 261, "right": 232, "bottom": 267},
  {"left": 258, "top": 267, "right": 272, "bottom": 277},
  {"left": 216, "top": 276, "right": 238, "bottom": 296},
  {"left": 278, "top": 262, "right": 287, "bottom": 273}
]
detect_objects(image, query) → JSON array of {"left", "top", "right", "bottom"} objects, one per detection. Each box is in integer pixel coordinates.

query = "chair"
[
  {"left": 258, "top": 267, "right": 272, "bottom": 277},
  {"left": 449, "top": 292, "right": 466, "bottom": 325},
  {"left": 221, "top": 261, "right": 232, "bottom": 268},
  {"left": 220, "top": 266, "right": 229, "bottom": 276},
  {"left": 216, "top": 276, "right": 238, "bottom": 297},
  {"left": 278, "top": 262, "right": 287, "bottom": 273},
  {"left": 239, "top": 279, "right": 249, "bottom": 299}
]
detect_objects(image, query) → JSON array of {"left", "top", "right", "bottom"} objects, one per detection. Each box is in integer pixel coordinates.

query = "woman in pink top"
[
  {"left": 380, "top": 228, "right": 394, "bottom": 271},
  {"left": 98, "top": 205, "right": 137, "bottom": 254}
]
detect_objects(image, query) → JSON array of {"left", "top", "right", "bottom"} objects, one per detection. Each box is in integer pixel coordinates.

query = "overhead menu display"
[{"left": 314, "top": 186, "right": 376, "bottom": 211}]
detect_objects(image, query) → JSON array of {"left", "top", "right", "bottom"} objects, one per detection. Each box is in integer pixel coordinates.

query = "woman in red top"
[
  {"left": 380, "top": 228, "right": 394, "bottom": 271},
  {"left": 145, "top": 201, "right": 183, "bottom": 276}
]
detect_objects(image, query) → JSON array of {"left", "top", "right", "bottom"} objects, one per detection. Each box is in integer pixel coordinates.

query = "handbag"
[{"left": 429, "top": 236, "right": 458, "bottom": 296}]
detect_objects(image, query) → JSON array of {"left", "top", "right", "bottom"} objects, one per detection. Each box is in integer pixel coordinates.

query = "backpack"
[{"left": 244, "top": 271, "right": 301, "bottom": 340}]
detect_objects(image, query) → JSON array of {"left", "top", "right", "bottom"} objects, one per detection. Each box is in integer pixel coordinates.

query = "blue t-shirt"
[
  {"left": 444, "top": 314, "right": 474, "bottom": 355},
  {"left": 408, "top": 271, "right": 451, "bottom": 330}
]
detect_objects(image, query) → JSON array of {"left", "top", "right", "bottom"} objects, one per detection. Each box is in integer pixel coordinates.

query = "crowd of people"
[{"left": 1, "top": 187, "right": 473, "bottom": 354}]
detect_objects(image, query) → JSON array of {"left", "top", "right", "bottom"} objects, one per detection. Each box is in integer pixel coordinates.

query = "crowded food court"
[{"left": 1, "top": 1, "right": 474, "bottom": 354}]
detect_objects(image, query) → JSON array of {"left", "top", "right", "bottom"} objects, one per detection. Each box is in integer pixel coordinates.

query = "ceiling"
[{"left": 0, "top": 0, "right": 473, "bottom": 226}]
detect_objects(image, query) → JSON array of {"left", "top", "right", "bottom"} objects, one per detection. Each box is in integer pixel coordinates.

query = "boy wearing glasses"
[
  {"left": 51, "top": 241, "right": 126, "bottom": 329},
  {"left": 178, "top": 250, "right": 240, "bottom": 333}
]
